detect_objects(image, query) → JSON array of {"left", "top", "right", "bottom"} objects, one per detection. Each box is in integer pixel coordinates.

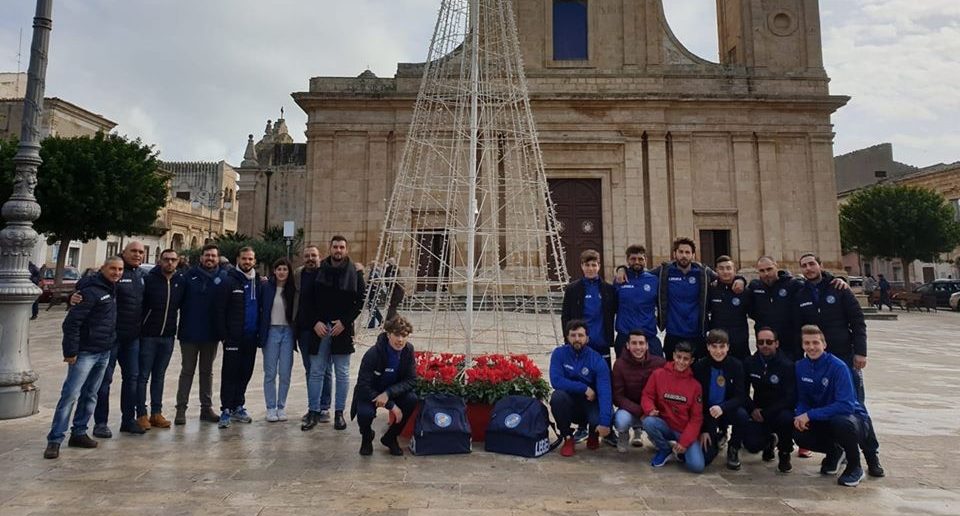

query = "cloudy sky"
[{"left": 1, "top": 0, "right": 957, "bottom": 168}]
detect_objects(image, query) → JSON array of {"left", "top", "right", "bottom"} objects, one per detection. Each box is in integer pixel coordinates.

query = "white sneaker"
[
  {"left": 276, "top": 409, "right": 288, "bottom": 422},
  {"left": 265, "top": 408, "right": 279, "bottom": 422}
]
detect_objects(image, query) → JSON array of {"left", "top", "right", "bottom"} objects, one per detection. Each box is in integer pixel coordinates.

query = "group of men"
[
  {"left": 550, "top": 238, "right": 885, "bottom": 486},
  {"left": 43, "top": 237, "right": 365, "bottom": 459}
]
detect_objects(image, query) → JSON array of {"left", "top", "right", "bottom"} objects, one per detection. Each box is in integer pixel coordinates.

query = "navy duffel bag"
[
  {"left": 484, "top": 395, "right": 559, "bottom": 458},
  {"left": 410, "top": 394, "right": 472, "bottom": 456}
]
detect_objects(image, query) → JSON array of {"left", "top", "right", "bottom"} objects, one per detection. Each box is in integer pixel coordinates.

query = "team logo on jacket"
[
  {"left": 504, "top": 413, "right": 522, "bottom": 429},
  {"left": 716, "top": 375, "right": 726, "bottom": 387},
  {"left": 731, "top": 298, "right": 741, "bottom": 306},
  {"left": 581, "top": 367, "right": 590, "bottom": 376},
  {"left": 214, "top": 277, "right": 222, "bottom": 285},
  {"left": 434, "top": 412, "right": 452, "bottom": 428},
  {"left": 769, "top": 374, "right": 779, "bottom": 384},
  {"left": 643, "top": 284, "right": 652, "bottom": 292},
  {"left": 826, "top": 295, "right": 836, "bottom": 304},
  {"left": 778, "top": 289, "right": 788, "bottom": 297},
  {"left": 821, "top": 377, "right": 829, "bottom": 387},
  {"left": 688, "top": 277, "right": 697, "bottom": 284}
]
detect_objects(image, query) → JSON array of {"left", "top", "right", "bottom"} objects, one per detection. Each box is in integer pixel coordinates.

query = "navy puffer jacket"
[{"left": 61, "top": 273, "right": 117, "bottom": 357}]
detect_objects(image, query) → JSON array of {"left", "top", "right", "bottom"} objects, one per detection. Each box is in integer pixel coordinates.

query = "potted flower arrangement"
[{"left": 403, "top": 351, "right": 551, "bottom": 441}]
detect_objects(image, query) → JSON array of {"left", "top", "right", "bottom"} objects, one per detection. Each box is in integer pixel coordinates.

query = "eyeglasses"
[{"left": 757, "top": 339, "right": 777, "bottom": 346}]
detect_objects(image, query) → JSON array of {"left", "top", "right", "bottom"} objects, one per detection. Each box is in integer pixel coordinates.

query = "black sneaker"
[
  {"left": 67, "top": 434, "right": 98, "bottom": 449},
  {"left": 301, "top": 411, "right": 318, "bottom": 432},
  {"left": 838, "top": 466, "right": 865, "bottom": 487},
  {"left": 174, "top": 408, "right": 187, "bottom": 426},
  {"left": 92, "top": 423, "right": 112, "bottom": 439},
  {"left": 820, "top": 448, "right": 845, "bottom": 475},
  {"left": 726, "top": 445, "right": 741, "bottom": 470},
  {"left": 43, "top": 442, "right": 60, "bottom": 459},
  {"left": 762, "top": 435, "right": 777, "bottom": 462},
  {"left": 301, "top": 411, "right": 310, "bottom": 423},
  {"left": 603, "top": 430, "right": 619, "bottom": 448},
  {"left": 334, "top": 411, "right": 347, "bottom": 430},
  {"left": 359, "top": 431, "right": 374, "bottom": 456},
  {"left": 777, "top": 451, "right": 793, "bottom": 473},
  {"left": 381, "top": 434, "right": 403, "bottom": 456},
  {"left": 573, "top": 427, "right": 589, "bottom": 443},
  {"left": 865, "top": 454, "right": 886, "bottom": 478},
  {"left": 119, "top": 421, "right": 146, "bottom": 435}
]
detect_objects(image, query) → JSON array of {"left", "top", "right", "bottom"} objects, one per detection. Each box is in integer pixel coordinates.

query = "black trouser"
[
  {"left": 664, "top": 334, "right": 706, "bottom": 361},
  {"left": 220, "top": 337, "right": 258, "bottom": 411},
  {"left": 356, "top": 391, "right": 418, "bottom": 439},
  {"left": 835, "top": 354, "right": 879, "bottom": 455},
  {"left": 703, "top": 406, "right": 750, "bottom": 465},
  {"left": 794, "top": 414, "right": 865, "bottom": 470},
  {"left": 550, "top": 390, "right": 602, "bottom": 438},
  {"left": 741, "top": 408, "right": 794, "bottom": 454}
]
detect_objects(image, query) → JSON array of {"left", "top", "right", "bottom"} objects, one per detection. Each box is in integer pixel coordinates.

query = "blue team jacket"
[{"left": 549, "top": 344, "right": 613, "bottom": 425}]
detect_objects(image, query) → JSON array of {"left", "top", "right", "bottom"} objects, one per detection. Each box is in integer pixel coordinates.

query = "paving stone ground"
[{"left": 1, "top": 309, "right": 958, "bottom": 515}]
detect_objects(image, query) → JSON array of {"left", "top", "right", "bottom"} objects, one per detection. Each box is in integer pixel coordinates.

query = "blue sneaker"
[
  {"left": 218, "top": 409, "right": 232, "bottom": 429},
  {"left": 573, "top": 427, "right": 589, "bottom": 443},
  {"left": 651, "top": 449, "right": 672, "bottom": 467},
  {"left": 838, "top": 467, "right": 865, "bottom": 487},
  {"left": 231, "top": 406, "right": 252, "bottom": 424}
]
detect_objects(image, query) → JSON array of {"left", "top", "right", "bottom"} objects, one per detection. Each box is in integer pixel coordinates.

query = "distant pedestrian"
[{"left": 877, "top": 274, "right": 892, "bottom": 311}]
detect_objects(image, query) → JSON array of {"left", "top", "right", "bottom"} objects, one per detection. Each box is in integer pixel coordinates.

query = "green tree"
[
  {"left": 0, "top": 133, "right": 170, "bottom": 284},
  {"left": 840, "top": 184, "right": 960, "bottom": 286}
]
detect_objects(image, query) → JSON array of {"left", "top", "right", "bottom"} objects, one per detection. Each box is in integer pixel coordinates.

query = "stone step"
[{"left": 865, "top": 312, "right": 898, "bottom": 321}]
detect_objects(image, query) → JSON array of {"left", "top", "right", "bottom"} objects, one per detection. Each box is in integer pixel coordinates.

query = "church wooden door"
[{"left": 548, "top": 178, "right": 604, "bottom": 280}]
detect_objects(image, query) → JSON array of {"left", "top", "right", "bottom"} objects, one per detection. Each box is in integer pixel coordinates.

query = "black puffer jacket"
[
  {"left": 61, "top": 273, "right": 117, "bottom": 357},
  {"left": 744, "top": 349, "right": 796, "bottom": 421},
  {"left": 794, "top": 271, "right": 867, "bottom": 362},
  {"left": 141, "top": 267, "right": 185, "bottom": 338},
  {"left": 747, "top": 271, "right": 801, "bottom": 358},
  {"left": 115, "top": 263, "right": 145, "bottom": 341},
  {"left": 350, "top": 332, "right": 417, "bottom": 420},
  {"left": 693, "top": 355, "right": 747, "bottom": 436}
]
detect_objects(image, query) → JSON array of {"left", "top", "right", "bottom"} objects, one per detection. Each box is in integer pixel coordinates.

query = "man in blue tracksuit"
[
  {"left": 175, "top": 244, "right": 229, "bottom": 425},
  {"left": 793, "top": 325, "right": 885, "bottom": 486},
  {"left": 707, "top": 255, "right": 752, "bottom": 361},
  {"left": 652, "top": 237, "right": 717, "bottom": 360},
  {"left": 44, "top": 257, "right": 123, "bottom": 460},
  {"left": 549, "top": 320, "right": 613, "bottom": 457},
  {"left": 561, "top": 249, "right": 617, "bottom": 364},
  {"left": 84, "top": 241, "right": 146, "bottom": 438},
  {"left": 216, "top": 246, "right": 261, "bottom": 428},
  {"left": 614, "top": 244, "right": 661, "bottom": 358}
]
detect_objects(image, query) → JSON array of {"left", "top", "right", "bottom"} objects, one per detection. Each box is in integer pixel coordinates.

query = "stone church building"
[{"left": 238, "top": 0, "right": 847, "bottom": 278}]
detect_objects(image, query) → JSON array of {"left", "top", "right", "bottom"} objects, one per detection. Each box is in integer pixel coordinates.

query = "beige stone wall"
[{"left": 292, "top": 0, "right": 846, "bottom": 274}]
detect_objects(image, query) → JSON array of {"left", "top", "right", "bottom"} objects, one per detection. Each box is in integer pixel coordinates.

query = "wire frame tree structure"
[{"left": 360, "top": 0, "right": 568, "bottom": 359}]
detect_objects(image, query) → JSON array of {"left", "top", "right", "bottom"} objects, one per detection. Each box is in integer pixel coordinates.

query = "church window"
[
  {"left": 553, "top": 0, "right": 588, "bottom": 61},
  {"left": 175, "top": 191, "right": 191, "bottom": 201}
]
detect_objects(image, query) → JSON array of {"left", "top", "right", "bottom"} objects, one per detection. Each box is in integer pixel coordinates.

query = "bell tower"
[{"left": 717, "top": 0, "right": 825, "bottom": 75}]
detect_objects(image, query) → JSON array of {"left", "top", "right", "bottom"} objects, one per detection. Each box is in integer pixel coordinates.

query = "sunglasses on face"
[{"left": 757, "top": 339, "right": 777, "bottom": 346}]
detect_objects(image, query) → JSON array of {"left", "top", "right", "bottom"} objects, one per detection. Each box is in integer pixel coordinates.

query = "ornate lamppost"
[{"left": 0, "top": 0, "right": 52, "bottom": 419}]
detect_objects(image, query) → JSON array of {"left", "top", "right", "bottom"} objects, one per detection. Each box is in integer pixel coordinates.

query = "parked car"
[
  {"left": 913, "top": 279, "right": 960, "bottom": 308},
  {"left": 950, "top": 291, "right": 960, "bottom": 312},
  {"left": 38, "top": 265, "right": 80, "bottom": 302}
]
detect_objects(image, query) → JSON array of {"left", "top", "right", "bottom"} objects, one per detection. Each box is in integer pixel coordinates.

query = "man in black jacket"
[
  {"left": 294, "top": 245, "right": 330, "bottom": 423},
  {"left": 86, "top": 241, "right": 146, "bottom": 437},
  {"left": 351, "top": 315, "right": 418, "bottom": 456},
  {"left": 216, "top": 247, "right": 261, "bottom": 428},
  {"left": 741, "top": 327, "right": 796, "bottom": 473},
  {"left": 693, "top": 329, "right": 749, "bottom": 470},
  {"left": 44, "top": 257, "right": 123, "bottom": 459},
  {"left": 561, "top": 249, "right": 617, "bottom": 365},
  {"left": 303, "top": 236, "right": 365, "bottom": 431},
  {"left": 137, "top": 249, "right": 185, "bottom": 429},
  {"left": 707, "top": 255, "right": 752, "bottom": 361}
]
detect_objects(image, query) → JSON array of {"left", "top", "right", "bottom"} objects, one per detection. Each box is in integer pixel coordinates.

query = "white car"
[{"left": 950, "top": 291, "right": 960, "bottom": 312}]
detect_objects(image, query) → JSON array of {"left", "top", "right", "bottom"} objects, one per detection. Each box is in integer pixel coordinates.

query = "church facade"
[{"left": 242, "top": 0, "right": 847, "bottom": 277}]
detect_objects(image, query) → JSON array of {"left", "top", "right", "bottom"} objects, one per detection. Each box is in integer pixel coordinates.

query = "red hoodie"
[
  {"left": 641, "top": 361, "right": 703, "bottom": 449},
  {"left": 613, "top": 352, "right": 666, "bottom": 418}
]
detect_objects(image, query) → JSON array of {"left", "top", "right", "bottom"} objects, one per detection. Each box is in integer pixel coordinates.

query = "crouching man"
[
  {"left": 741, "top": 326, "right": 796, "bottom": 473},
  {"left": 549, "top": 320, "right": 612, "bottom": 457},
  {"left": 44, "top": 257, "right": 123, "bottom": 459},
  {"left": 351, "top": 316, "right": 418, "bottom": 456},
  {"left": 641, "top": 340, "right": 705, "bottom": 472},
  {"left": 793, "top": 325, "right": 884, "bottom": 487}
]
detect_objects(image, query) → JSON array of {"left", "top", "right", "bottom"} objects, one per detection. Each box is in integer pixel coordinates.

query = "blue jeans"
[
  {"left": 138, "top": 336, "right": 175, "bottom": 415},
  {"left": 263, "top": 325, "right": 295, "bottom": 411},
  {"left": 47, "top": 350, "right": 111, "bottom": 443},
  {"left": 95, "top": 338, "right": 141, "bottom": 425},
  {"left": 642, "top": 415, "right": 705, "bottom": 473},
  {"left": 613, "top": 409, "right": 643, "bottom": 434},
  {"left": 300, "top": 329, "right": 333, "bottom": 411},
  {"left": 307, "top": 327, "right": 350, "bottom": 412}
]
